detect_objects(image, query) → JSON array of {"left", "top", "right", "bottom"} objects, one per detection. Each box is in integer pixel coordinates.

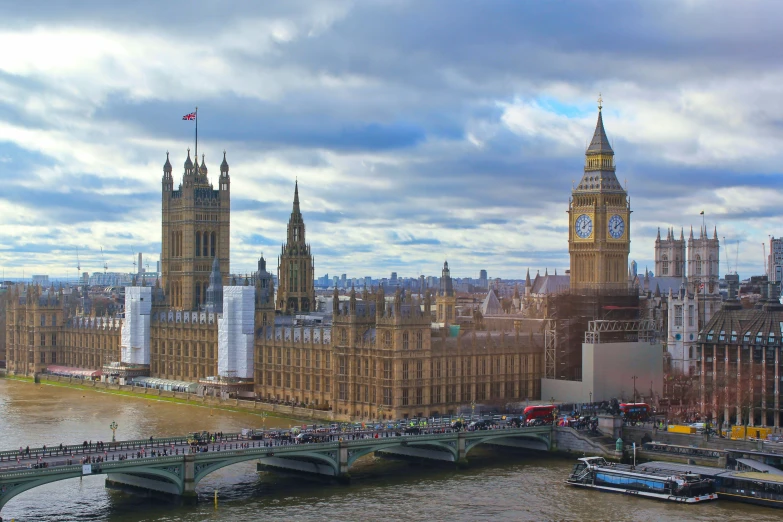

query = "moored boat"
[{"left": 566, "top": 457, "right": 718, "bottom": 503}]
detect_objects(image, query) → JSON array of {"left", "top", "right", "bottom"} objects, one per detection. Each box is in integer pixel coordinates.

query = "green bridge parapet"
[{"left": 1, "top": 426, "right": 553, "bottom": 513}]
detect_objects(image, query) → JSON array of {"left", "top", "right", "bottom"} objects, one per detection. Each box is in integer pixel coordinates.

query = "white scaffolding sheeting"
[
  {"left": 218, "top": 286, "right": 254, "bottom": 379},
  {"left": 120, "top": 286, "right": 151, "bottom": 364}
]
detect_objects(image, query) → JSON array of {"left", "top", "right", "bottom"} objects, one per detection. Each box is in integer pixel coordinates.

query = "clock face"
[
  {"left": 608, "top": 214, "right": 625, "bottom": 239},
  {"left": 575, "top": 214, "right": 593, "bottom": 239}
]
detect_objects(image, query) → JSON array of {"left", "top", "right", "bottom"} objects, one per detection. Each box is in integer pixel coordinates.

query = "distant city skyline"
[{"left": 0, "top": 2, "right": 779, "bottom": 279}]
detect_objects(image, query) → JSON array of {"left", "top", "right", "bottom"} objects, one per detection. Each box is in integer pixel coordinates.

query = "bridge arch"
[
  {"left": 464, "top": 431, "right": 551, "bottom": 456},
  {"left": 0, "top": 462, "right": 185, "bottom": 512},
  {"left": 195, "top": 450, "right": 340, "bottom": 483},
  {"left": 347, "top": 440, "right": 458, "bottom": 469}
]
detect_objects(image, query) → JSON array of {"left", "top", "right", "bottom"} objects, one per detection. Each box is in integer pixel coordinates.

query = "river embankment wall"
[{"left": 2, "top": 373, "right": 352, "bottom": 423}]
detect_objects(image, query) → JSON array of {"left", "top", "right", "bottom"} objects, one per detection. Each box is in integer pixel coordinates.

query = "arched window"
[
  {"left": 661, "top": 254, "right": 669, "bottom": 275},
  {"left": 708, "top": 255, "right": 713, "bottom": 276},
  {"left": 403, "top": 332, "right": 409, "bottom": 350},
  {"left": 695, "top": 255, "right": 702, "bottom": 275},
  {"left": 195, "top": 232, "right": 201, "bottom": 257},
  {"left": 383, "top": 331, "right": 391, "bottom": 347},
  {"left": 416, "top": 331, "right": 423, "bottom": 350},
  {"left": 211, "top": 232, "right": 216, "bottom": 257}
]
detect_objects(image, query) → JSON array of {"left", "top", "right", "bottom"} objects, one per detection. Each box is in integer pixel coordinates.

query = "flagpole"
[{"left": 195, "top": 106, "right": 198, "bottom": 162}]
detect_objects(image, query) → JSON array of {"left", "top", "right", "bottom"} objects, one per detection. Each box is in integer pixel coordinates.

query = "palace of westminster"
[{"left": 4, "top": 104, "right": 783, "bottom": 426}]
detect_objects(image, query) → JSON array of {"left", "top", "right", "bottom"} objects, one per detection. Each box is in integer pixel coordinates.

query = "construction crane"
[
  {"left": 131, "top": 251, "right": 137, "bottom": 273},
  {"left": 736, "top": 240, "right": 740, "bottom": 277},
  {"left": 723, "top": 237, "right": 730, "bottom": 274},
  {"left": 101, "top": 247, "right": 108, "bottom": 273}
]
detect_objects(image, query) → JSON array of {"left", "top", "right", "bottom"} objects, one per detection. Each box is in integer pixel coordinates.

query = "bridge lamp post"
[
  {"left": 632, "top": 375, "right": 638, "bottom": 404},
  {"left": 377, "top": 404, "right": 384, "bottom": 422},
  {"left": 261, "top": 412, "right": 268, "bottom": 429},
  {"left": 110, "top": 421, "right": 118, "bottom": 443},
  {"left": 470, "top": 401, "right": 476, "bottom": 419}
]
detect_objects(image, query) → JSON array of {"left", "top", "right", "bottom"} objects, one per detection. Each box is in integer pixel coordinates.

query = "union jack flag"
[{"left": 182, "top": 112, "right": 196, "bottom": 120}]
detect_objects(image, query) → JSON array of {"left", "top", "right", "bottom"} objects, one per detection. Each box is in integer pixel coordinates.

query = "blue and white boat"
[{"left": 566, "top": 457, "right": 718, "bottom": 503}]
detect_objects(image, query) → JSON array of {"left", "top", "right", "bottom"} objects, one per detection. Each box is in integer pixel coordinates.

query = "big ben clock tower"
[{"left": 569, "top": 96, "right": 630, "bottom": 293}]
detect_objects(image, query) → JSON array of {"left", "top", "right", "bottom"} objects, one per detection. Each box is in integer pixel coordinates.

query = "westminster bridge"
[{"left": 0, "top": 425, "right": 560, "bottom": 512}]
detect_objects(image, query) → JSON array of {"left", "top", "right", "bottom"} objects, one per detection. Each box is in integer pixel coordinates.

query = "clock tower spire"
[{"left": 568, "top": 97, "right": 631, "bottom": 293}]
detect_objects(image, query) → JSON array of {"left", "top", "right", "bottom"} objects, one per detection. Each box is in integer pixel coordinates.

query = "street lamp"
[
  {"left": 377, "top": 404, "right": 384, "bottom": 422},
  {"left": 632, "top": 375, "right": 638, "bottom": 404},
  {"left": 110, "top": 421, "right": 118, "bottom": 443},
  {"left": 470, "top": 401, "right": 476, "bottom": 419},
  {"left": 589, "top": 391, "right": 592, "bottom": 404}
]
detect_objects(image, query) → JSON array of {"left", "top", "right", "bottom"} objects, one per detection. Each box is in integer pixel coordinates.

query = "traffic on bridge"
[{"left": 0, "top": 413, "right": 545, "bottom": 473}]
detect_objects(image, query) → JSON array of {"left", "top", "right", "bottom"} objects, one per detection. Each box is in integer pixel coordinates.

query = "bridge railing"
[
  {"left": 1, "top": 424, "right": 551, "bottom": 468},
  {"left": 0, "top": 432, "right": 244, "bottom": 462}
]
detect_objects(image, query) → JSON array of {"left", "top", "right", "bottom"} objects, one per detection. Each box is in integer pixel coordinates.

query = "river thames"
[{"left": 1, "top": 378, "right": 781, "bottom": 521}]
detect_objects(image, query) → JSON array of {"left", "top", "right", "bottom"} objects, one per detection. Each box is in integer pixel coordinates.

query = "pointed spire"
[
  {"left": 184, "top": 148, "right": 193, "bottom": 170},
  {"left": 163, "top": 151, "right": 172, "bottom": 173},
  {"left": 220, "top": 150, "right": 229, "bottom": 173},
  {"left": 554, "top": 268, "right": 557, "bottom": 276},
  {"left": 586, "top": 99, "right": 614, "bottom": 155},
  {"left": 689, "top": 225, "right": 694, "bottom": 240},
  {"left": 525, "top": 267, "right": 531, "bottom": 287},
  {"left": 713, "top": 226, "right": 717, "bottom": 240},
  {"left": 680, "top": 227, "right": 684, "bottom": 240},
  {"left": 200, "top": 153, "right": 207, "bottom": 175},
  {"left": 544, "top": 267, "right": 548, "bottom": 277},
  {"left": 656, "top": 227, "right": 661, "bottom": 240},
  {"left": 654, "top": 283, "right": 661, "bottom": 298},
  {"left": 293, "top": 179, "right": 300, "bottom": 209}
]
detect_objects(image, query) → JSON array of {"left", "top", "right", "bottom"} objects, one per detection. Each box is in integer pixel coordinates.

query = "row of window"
[
  {"left": 258, "top": 371, "right": 331, "bottom": 393},
  {"left": 338, "top": 329, "right": 425, "bottom": 349},
  {"left": 153, "top": 343, "right": 214, "bottom": 359},
  {"left": 705, "top": 326, "right": 783, "bottom": 344},
  {"left": 262, "top": 347, "right": 331, "bottom": 369}
]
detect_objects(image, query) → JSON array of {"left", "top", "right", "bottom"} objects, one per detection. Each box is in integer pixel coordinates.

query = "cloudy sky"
[{"left": 0, "top": 0, "right": 780, "bottom": 281}]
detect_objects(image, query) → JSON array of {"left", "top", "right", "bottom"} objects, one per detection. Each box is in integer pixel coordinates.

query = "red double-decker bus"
[
  {"left": 619, "top": 403, "right": 651, "bottom": 424},
  {"left": 522, "top": 405, "right": 557, "bottom": 425}
]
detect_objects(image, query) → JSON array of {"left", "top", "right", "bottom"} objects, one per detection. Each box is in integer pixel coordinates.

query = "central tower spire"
[{"left": 277, "top": 181, "right": 315, "bottom": 314}]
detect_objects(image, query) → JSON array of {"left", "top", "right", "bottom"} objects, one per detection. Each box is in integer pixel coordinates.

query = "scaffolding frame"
[
  {"left": 584, "top": 319, "right": 657, "bottom": 344},
  {"left": 544, "top": 318, "right": 557, "bottom": 379}
]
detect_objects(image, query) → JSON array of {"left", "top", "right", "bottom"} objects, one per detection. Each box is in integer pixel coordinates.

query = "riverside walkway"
[{"left": 0, "top": 424, "right": 553, "bottom": 512}]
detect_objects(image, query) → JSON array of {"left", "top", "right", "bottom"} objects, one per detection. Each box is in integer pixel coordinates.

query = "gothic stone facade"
[
  {"left": 161, "top": 150, "right": 230, "bottom": 311},
  {"left": 276, "top": 181, "right": 315, "bottom": 314},
  {"left": 254, "top": 289, "right": 543, "bottom": 419}
]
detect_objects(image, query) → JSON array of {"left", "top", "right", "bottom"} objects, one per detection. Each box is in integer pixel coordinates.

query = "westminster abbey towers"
[
  {"left": 161, "top": 150, "right": 231, "bottom": 310},
  {"left": 569, "top": 101, "right": 631, "bottom": 293}
]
